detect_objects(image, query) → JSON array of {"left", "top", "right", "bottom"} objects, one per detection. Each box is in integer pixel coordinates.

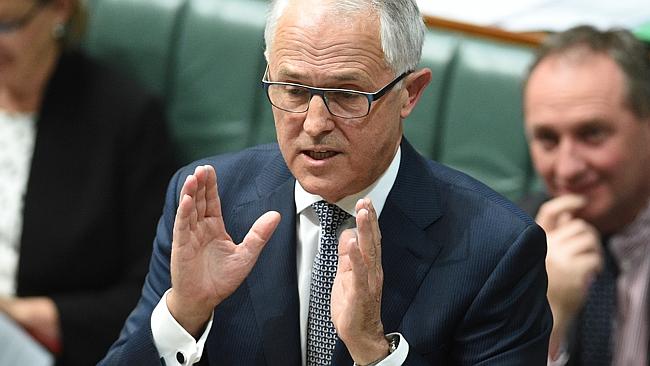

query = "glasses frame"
[
  {"left": 261, "top": 66, "right": 412, "bottom": 119},
  {"left": 0, "top": 1, "right": 46, "bottom": 33}
]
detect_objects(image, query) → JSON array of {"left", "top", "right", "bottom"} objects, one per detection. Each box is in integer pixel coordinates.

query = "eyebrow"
[
  {"left": 274, "top": 67, "right": 369, "bottom": 85},
  {"left": 528, "top": 118, "right": 611, "bottom": 136}
]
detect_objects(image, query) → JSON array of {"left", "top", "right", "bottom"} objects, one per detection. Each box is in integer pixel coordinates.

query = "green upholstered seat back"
[
  {"left": 166, "top": 0, "right": 269, "bottom": 163},
  {"left": 436, "top": 37, "right": 536, "bottom": 201},
  {"left": 404, "top": 30, "right": 460, "bottom": 160},
  {"left": 84, "top": 0, "right": 185, "bottom": 97}
]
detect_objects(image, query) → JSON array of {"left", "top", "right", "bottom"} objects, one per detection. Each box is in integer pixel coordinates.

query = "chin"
[
  {"left": 577, "top": 202, "right": 611, "bottom": 227},
  {"left": 299, "top": 175, "right": 334, "bottom": 194}
]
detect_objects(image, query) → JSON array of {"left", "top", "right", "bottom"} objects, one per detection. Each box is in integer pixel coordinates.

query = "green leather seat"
[
  {"left": 436, "top": 37, "right": 536, "bottom": 201},
  {"left": 405, "top": 30, "right": 460, "bottom": 160},
  {"left": 83, "top": 0, "right": 186, "bottom": 97},
  {"left": 167, "top": 0, "right": 269, "bottom": 163}
]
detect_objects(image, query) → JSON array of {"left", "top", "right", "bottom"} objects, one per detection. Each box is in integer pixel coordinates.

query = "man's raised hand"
[{"left": 167, "top": 165, "right": 281, "bottom": 336}]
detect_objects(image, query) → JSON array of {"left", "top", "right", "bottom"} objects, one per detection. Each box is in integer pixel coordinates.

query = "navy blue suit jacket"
[{"left": 101, "top": 139, "right": 551, "bottom": 365}]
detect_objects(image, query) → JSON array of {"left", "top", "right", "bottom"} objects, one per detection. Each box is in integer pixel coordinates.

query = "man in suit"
[
  {"left": 522, "top": 26, "right": 650, "bottom": 365},
  {"left": 102, "top": 0, "right": 552, "bottom": 364}
]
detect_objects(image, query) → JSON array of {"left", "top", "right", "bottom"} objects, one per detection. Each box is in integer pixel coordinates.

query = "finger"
[
  {"left": 584, "top": 253, "right": 604, "bottom": 275},
  {"left": 355, "top": 200, "right": 377, "bottom": 265},
  {"left": 173, "top": 194, "right": 196, "bottom": 248},
  {"left": 179, "top": 173, "right": 197, "bottom": 203},
  {"left": 550, "top": 220, "right": 601, "bottom": 254},
  {"left": 179, "top": 174, "right": 199, "bottom": 230},
  {"left": 573, "top": 253, "right": 605, "bottom": 282},
  {"left": 536, "top": 194, "right": 587, "bottom": 231},
  {"left": 364, "top": 198, "right": 382, "bottom": 268},
  {"left": 241, "top": 211, "right": 282, "bottom": 257},
  {"left": 194, "top": 166, "right": 208, "bottom": 221},
  {"left": 336, "top": 236, "right": 354, "bottom": 274},
  {"left": 356, "top": 209, "right": 372, "bottom": 262},
  {"left": 557, "top": 211, "right": 573, "bottom": 226},
  {"left": 339, "top": 228, "right": 357, "bottom": 253},
  {"left": 356, "top": 199, "right": 384, "bottom": 293},
  {"left": 203, "top": 165, "right": 222, "bottom": 218},
  {"left": 347, "top": 236, "right": 369, "bottom": 291},
  {"left": 174, "top": 193, "right": 194, "bottom": 233}
]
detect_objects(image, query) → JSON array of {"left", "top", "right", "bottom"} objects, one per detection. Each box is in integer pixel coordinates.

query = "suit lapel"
[
  {"left": 231, "top": 140, "right": 445, "bottom": 365},
  {"left": 230, "top": 154, "right": 302, "bottom": 365},
  {"left": 332, "top": 140, "right": 445, "bottom": 364},
  {"left": 380, "top": 141, "right": 444, "bottom": 332}
]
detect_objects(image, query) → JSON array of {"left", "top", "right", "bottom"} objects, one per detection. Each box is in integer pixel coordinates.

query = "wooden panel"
[{"left": 424, "top": 15, "right": 546, "bottom": 47}]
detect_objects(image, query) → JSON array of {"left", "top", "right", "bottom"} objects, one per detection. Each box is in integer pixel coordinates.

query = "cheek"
[
  {"left": 530, "top": 148, "right": 554, "bottom": 180},
  {"left": 587, "top": 145, "right": 626, "bottom": 179},
  {"left": 274, "top": 113, "right": 301, "bottom": 143},
  {"left": 0, "top": 37, "right": 20, "bottom": 62},
  {"left": 13, "top": 31, "right": 53, "bottom": 72},
  {"left": 349, "top": 122, "right": 401, "bottom": 179}
]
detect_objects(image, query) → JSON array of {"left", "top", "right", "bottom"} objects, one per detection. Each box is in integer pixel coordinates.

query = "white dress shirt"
[
  {"left": 152, "top": 147, "right": 409, "bottom": 365},
  {"left": 0, "top": 110, "right": 37, "bottom": 296}
]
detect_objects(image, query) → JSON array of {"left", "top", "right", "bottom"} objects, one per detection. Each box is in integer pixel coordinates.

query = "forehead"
[
  {"left": 0, "top": 1, "right": 32, "bottom": 12},
  {"left": 525, "top": 54, "right": 631, "bottom": 129},
  {"left": 268, "top": 1, "right": 389, "bottom": 82}
]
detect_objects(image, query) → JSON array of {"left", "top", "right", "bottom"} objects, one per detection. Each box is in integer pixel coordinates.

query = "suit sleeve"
[{"left": 99, "top": 166, "right": 185, "bottom": 366}]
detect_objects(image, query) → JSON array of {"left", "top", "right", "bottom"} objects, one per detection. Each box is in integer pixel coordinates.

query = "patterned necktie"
[
  {"left": 307, "top": 201, "right": 351, "bottom": 366},
  {"left": 577, "top": 244, "right": 617, "bottom": 366}
]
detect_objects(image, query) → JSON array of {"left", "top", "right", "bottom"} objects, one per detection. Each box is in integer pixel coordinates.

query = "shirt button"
[{"left": 176, "top": 351, "right": 185, "bottom": 364}]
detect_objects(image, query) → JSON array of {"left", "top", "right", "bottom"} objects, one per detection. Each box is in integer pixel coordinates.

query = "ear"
[
  {"left": 399, "top": 68, "right": 432, "bottom": 119},
  {"left": 49, "top": 0, "right": 74, "bottom": 23}
]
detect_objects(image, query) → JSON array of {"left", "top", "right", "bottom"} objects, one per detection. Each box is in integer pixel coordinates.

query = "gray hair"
[
  {"left": 526, "top": 25, "right": 650, "bottom": 119},
  {"left": 263, "top": 0, "right": 425, "bottom": 75}
]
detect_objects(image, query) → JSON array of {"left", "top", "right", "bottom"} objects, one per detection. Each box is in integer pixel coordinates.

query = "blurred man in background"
[{"left": 522, "top": 25, "right": 650, "bottom": 365}]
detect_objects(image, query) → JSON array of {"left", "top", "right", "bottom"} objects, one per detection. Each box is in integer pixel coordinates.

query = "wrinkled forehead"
[
  {"left": 268, "top": 0, "right": 381, "bottom": 56},
  {"left": 267, "top": 1, "right": 388, "bottom": 81},
  {"left": 0, "top": 1, "right": 34, "bottom": 13}
]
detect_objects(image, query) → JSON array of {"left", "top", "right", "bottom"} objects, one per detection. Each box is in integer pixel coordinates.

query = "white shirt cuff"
[
  {"left": 353, "top": 333, "right": 409, "bottom": 366},
  {"left": 547, "top": 351, "right": 569, "bottom": 366},
  {"left": 150, "top": 289, "right": 214, "bottom": 365},
  {"left": 547, "top": 339, "right": 569, "bottom": 366}
]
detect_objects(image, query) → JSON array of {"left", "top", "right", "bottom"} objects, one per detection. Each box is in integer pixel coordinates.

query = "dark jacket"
[
  {"left": 102, "top": 139, "right": 552, "bottom": 365},
  {"left": 17, "top": 51, "right": 176, "bottom": 366}
]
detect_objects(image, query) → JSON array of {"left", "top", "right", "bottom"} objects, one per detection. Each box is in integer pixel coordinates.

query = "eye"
[
  {"left": 578, "top": 125, "right": 610, "bottom": 145},
  {"left": 533, "top": 130, "right": 559, "bottom": 151},
  {"left": 284, "top": 85, "right": 308, "bottom": 97},
  {"left": 334, "top": 91, "right": 360, "bottom": 100}
]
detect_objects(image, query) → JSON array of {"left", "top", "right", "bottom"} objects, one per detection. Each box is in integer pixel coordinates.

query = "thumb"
[{"left": 241, "top": 211, "right": 281, "bottom": 255}]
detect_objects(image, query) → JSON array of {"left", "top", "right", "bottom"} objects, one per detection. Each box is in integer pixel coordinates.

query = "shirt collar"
[
  {"left": 294, "top": 146, "right": 401, "bottom": 218},
  {"left": 610, "top": 198, "right": 650, "bottom": 269}
]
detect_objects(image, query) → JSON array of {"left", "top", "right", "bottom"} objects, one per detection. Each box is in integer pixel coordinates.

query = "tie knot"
[{"left": 312, "top": 201, "right": 350, "bottom": 233}]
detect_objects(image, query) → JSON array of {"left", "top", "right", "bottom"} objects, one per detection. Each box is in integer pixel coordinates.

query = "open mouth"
[{"left": 304, "top": 150, "right": 338, "bottom": 160}]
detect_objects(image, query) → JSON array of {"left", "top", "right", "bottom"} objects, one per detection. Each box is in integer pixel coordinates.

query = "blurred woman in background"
[{"left": 0, "top": 0, "right": 176, "bottom": 364}]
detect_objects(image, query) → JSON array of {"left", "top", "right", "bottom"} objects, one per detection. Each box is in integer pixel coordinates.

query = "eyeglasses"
[
  {"left": 0, "top": 2, "right": 46, "bottom": 33},
  {"left": 261, "top": 66, "right": 411, "bottom": 119}
]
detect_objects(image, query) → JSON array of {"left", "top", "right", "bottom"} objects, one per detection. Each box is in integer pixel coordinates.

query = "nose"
[
  {"left": 302, "top": 94, "right": 335, "bottom": 137},
  {"left": 554, "top": 139, "right": 588, "bottom": 186}
]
